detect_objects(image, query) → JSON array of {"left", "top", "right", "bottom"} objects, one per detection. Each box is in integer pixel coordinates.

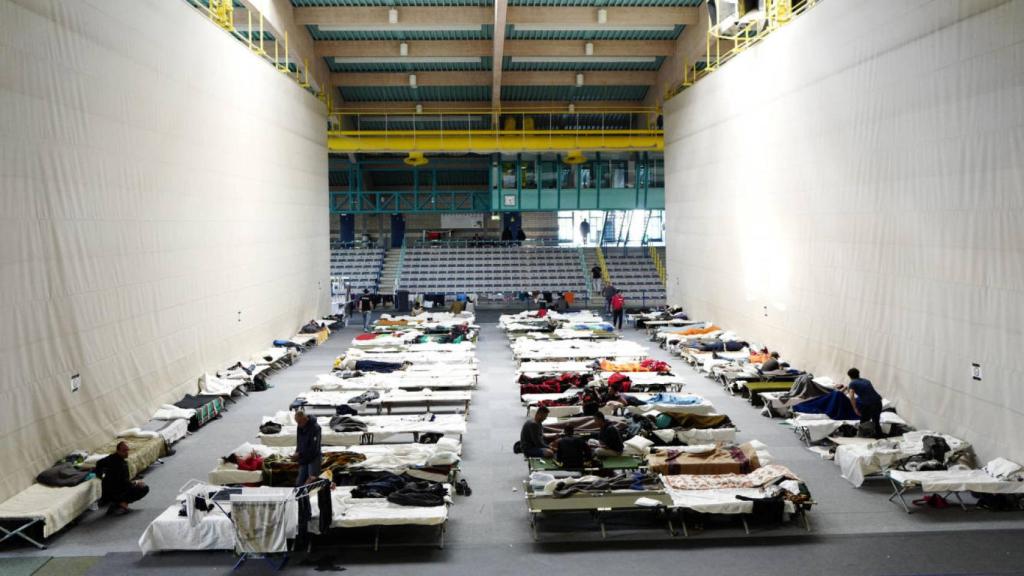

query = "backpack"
[{"left": 611, "top": 294, "right": 625, "bottom": 311}]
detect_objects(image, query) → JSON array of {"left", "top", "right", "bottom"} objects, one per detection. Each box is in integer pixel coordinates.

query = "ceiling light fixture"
[
  {"left": 399, "top": 42, "right": 409, "bottom": 56},
  {"left": 597, "top": 9, "right": 608, "bottom": 24},
  {"left": 585, "top": 42, "right": 594, "bottom": 56},
  {"left": 415, "top": 104, "right": 423, "bottom": 114},
  {"left": 576, "top": 73, "right": 584, "bottom": 87},
  {"left": 409, "top": 74, "right": 417, "bottom": 88},
  {"left": 388, "top": 8, "right": 399, "bottom": 24},
  {"left": 568, "top": 103, "right": 575, "bottom": 113}
]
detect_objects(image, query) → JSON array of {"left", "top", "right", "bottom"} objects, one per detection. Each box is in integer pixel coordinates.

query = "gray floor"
[{"left": 2, "top": 311, "right": 1023, "bottom": 575}]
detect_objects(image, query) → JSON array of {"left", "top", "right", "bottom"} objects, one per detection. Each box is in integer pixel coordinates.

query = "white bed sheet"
[
  {"left": 0, "top": 479, "right": 101, "bottom": 538},
  {"left": 889, "top": 470, "right": 1024, "bottom": 494},
  {"left": 259, "top": 413, "right": 467, "bottom": 447},
  {"left": 667, "top": 487, "right": 794, "bottom": 515}
]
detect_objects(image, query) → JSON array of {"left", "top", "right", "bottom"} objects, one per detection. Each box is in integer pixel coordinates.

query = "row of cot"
[
  {"left": 0, "top": 319, "right": 338, "bottom": 550},
  {"left": 641, "top": 310, "right": 1024, "bottom": 514},
  {"left": 499, "top": 309, "right": 816, "bottom": 539},
  {"left": 136, "top": 311, "right": 480, "bottom": 560}
]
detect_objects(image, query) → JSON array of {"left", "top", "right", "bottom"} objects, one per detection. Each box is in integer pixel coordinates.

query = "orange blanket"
[
  {"left": 672, "top": 325, "right": 721, "bottom": 336},
  {"left": 600, "top": 360, "right": 647, "bottom": 372},
  {"left": 749, "top": 351, "right": 770, "bottom": 363}
]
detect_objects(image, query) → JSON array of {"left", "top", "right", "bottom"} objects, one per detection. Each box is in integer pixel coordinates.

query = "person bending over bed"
[
  {"left": 95, "top": 441, "right": 149, "bottom": 516},
  {"left": 521, "top": 406, "right": 554, "bottom": 458},
  {"left": 551, "top": 425, "right": 592, "bottom": 469},
  {"left": 838, "top": 368, "right": 884, "bottom": 439},
  {"left": 292, "top": 410, "right": 323, "bottom": 551},
  {"left": 589, "top": 412, "right": 624, "bottom": 458}
]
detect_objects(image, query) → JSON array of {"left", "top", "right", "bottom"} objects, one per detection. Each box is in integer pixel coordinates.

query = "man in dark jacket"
[
  {"left": 590, "top": 265, "right": 603, "bottom": 293},
  {"left": 359, "top": 289, "right": 374, "bottom": 332},
  {"left": 552, "top": 425, "right": 591, "bottom": 469},
  {"left": 590, "top": 412, "right": 624, "bottom": 458},
  {"left": 520, "top": 406, "right": 553, "bottom": 458},
  {"left": 95, "top": 441, "right": 149, "bottom": 515},
  {"left": 292, "top": 410, "right": 323, "bottom": 547}
]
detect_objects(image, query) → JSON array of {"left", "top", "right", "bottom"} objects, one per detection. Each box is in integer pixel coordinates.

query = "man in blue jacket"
[{"left": 839, "top": 368, "right": 884, "bottom": 438}]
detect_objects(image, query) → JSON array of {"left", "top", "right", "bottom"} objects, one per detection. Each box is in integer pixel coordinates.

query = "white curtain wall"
[
  {"left": 664, "top": 0, "right": 1024, "bottom": 463},
  {"left": 0, "top": 0, "right": 329, "bottom": 500}
]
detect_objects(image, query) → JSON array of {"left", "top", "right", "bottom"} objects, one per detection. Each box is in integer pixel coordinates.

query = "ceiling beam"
[
  {"left": 507, "top": 6, "right": 699, "bottom": 27},
  {"left": 493, "top": 0, "right": 508, "bottom": 112},
  {"left": 505, "top": 40, "right": 675, "bottom": 57},
  {"left": 295, "top": 6, "right": 490, "bottom": 27},
  {"left": 332, "top": 70, "right": 657, "bottom": 88},
  {"left": 316, "top": 41, "right": 491, "bottom": 58}
]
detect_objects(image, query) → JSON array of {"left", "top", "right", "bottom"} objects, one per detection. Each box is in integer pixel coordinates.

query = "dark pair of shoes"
[
  {"left": 106, "top": 505, "right": 132, "bottom": 516},
  {"left": 455, "top": 479, "right": 472, "bottom": 497}
]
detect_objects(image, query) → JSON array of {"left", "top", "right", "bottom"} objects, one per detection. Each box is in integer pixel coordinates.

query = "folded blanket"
[{"left": 663, "top": 464, "right": 800, "bottom": 491}]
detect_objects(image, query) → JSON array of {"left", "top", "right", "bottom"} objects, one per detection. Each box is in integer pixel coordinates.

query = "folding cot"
[
  {"left": 834, "top": 431, "right": 972, "bottom": 487},
  {"left": 523, "top": 473, "right": 673, "bottom": 540},
  {"left": 258, "top": 412, "right": 467, "bottom": 446},
  {"left": 209, "top": 440, "right": 462, "bottom": 486},
  {"left": 313, "top": 371, "right": 477, "bottom": 391},
  {"left": 370, "top": 390, "right": 473, "bottom": 414},
  {"left": 80, "top": 434, "right": 168, "bottom": 479},
  {"left": 174, "top": 394, "right": 225, "bottom": 431},
  {"left": 0, "top": 480, "right": 102, "bottom": 549},
  {"left": 886, "top": 469, "right": 1024, "bottom": 513},
  {"left": 598, "top": 371, "right": 685, "bottom": 392}
]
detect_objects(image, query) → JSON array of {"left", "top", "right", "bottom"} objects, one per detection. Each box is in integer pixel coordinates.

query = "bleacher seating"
[
  {"left": 398, "top": 246, "right": 587, "bottom": 294},
  {"left": 603, "top": 250, "right": 666, "bottom": 305},
  {"left": 330, "top": 248, "right": 385, "bottom": 292}
]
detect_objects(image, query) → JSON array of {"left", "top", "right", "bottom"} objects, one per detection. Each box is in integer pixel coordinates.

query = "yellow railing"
[
  {"left": 667, "top": 0, "right": 819, "bottom": 100},
  {"left": 595, "top": 246, "right": 611, "bottom": 283},
  {"left": 649, "top": 245, "right": 666, "bottom": 286},
  {"left": 327, "top": 107, "right": 664, "bottom": 153},
  {"left": 187, "top": 0, "right": 329, "bottom": 108}
]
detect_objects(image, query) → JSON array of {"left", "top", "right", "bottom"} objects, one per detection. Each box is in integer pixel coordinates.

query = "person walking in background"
[
  {"left": 359, "top": 289, "right": 374, "bottom": 332},
  {"left": 611, "top": 290, "right": 625, "bottom": 330},
  {"left": 579, "top": 219, "right": 591, "bottom": 244},
  {"left": 590, "top": 264, "right": 603, "bottom": 293},
  {"left": 602, "top": 281, "right": 617, "bottom": 315}
]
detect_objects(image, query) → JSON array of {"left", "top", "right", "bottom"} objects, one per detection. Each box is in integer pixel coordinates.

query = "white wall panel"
[
  {"left": 0, "top": 0, "right": 329, "bottom": 499},
  {"left": 664, "top": 0, "right": 1024, "bottom": 464}
]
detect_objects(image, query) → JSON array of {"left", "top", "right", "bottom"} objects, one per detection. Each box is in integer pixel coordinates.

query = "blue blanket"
[
  {"left": 644, "top": 393, "right": 702, "bottom": 406},
  {"left": 792, "top": 390, "right": 859, "bottom": 420}
]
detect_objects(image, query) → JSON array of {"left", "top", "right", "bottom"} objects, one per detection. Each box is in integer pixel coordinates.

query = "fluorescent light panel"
[
  {"left": 318, "top": 25, "right": 481, "bottom": 32},
  {"left": 512, "top": 24, "right": 676, "bottom": 32},
  {"left": 510, "top": 56, "right": 657, "bottom": 64},
  {"left": 335, "top": 57, "right": 482, "bottom": 64}
]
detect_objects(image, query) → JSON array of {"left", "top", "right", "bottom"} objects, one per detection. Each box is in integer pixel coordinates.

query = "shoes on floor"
[{"left": 456, "top": 479, "right": 472, "bottom": 497}]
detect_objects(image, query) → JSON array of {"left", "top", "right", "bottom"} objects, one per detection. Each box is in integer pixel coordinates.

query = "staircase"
[{"left": 378, "top": 249, "right": 402, "bottom": 295}]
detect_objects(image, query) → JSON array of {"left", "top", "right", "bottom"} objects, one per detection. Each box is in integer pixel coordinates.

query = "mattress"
[
  {"left": 259, "top": 413, "right": 467, "bottom": 447},
  {"left": 323, "top": 486, "right": 450, "bottom": 529},
  {"left": 667, "top": 487, "right": 796, "bottom": 515},
  {"left": 82, "top": 435, "right": 167, "bottom": 479},
  {"left": 138, "top": 418, "right": 189, "bottom": 445},
  {"left": 646, "top": 444, "right": 760, "bottom": 476},
  {"left": 198, "top": 373, "right": 243, "bottom": 396},
  {"left": 174, "top": 395, "right": 224, "bottom": 430},
  {"left": 0, "top": 479, "right": 101, "bottom": 538},
  {"left": 314, "top": 372, "right": 476, "bottom": 391}
]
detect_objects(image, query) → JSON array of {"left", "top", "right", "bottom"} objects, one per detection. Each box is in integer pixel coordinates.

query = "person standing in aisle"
[
  {"left": 602, "top": 282, "right": 617, "bottom": 315},
  {"left": 590, "top": 264, "right": 603, "bottom": 294},
  {"left": 291, "top": 410, "right": 322, "bottom": 550},
  {"left": 580, "top": 219, "right": 591, "bottom": 244},
  {"left": 611, "top": 290, "right": 625, "bottom": 330},
  {"left": 359, "top": 289, "right": 374, "bottom": 332}
]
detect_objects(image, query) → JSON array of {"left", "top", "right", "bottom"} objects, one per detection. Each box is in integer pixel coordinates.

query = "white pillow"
[
  {"left": 623, "top": 436, "right": 654, "bottom": 456},
  {"left": 652, "top": 429, "right": 676, "bottom": 443},
  {"left": 984, "top": 457, "right": 1023, "bottom": 480},
  {"left": 427, "top": 452, "right": 460, "bottom": 466},
  {"left": 434, "top": 437, "right": 461, "bottom": 454}
]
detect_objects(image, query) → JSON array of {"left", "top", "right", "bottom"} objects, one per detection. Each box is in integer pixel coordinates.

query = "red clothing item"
[
  {"left": 354, "top": 333, "right": 377, "bottom": 341},
  {"left": 611, "top": 294, "right": 625, "bottom": 311},
  {"left": 537, "top": 308, "right": 548, "bottom": 318},
  {"left": 237, "top": 454, "right": 264, "bottom": 471}
]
